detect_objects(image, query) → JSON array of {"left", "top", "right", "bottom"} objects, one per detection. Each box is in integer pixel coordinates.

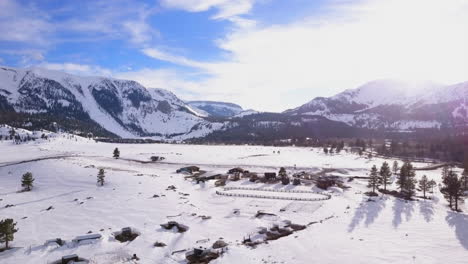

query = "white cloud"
[
  {"left": 151, "top": 0, "right": 468, "bottom": 111},
  {"left": 123, "top": 20, "right": 156, "bottom": 45},
  {"left": 0, "top": 0, "right": 53, "bottom": 45},
  {"left": 40, "top": 62, "right": 112, "bottom": 77},
  {"left": 160, "top": 0, "right": 256, "bottom": 19},
  {"left": 115, "top": 68, "right": 204, "bottom": 99},
  {"left": 141, "top": 48, "right": 210, "bottom": 69}
]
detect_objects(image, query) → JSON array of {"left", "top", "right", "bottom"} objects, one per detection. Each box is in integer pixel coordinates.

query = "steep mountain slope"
[
  {"left": 285, "top": 80, "right": 468, "bottom": 130},
  {"left": 187, "top": 101, "right": 244, "bottom": 117},
  {"left": 0, "top": 66, "right": 224, "bottom": 139}
]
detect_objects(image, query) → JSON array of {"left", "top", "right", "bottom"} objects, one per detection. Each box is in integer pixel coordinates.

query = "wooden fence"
[{"left": 216, "top": 186, "right": 331, "bottom": 201}]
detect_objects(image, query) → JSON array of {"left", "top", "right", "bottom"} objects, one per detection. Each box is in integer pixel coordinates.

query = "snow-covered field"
[{"left": 0, "top": 135, "right": 467, "bottom": 263}]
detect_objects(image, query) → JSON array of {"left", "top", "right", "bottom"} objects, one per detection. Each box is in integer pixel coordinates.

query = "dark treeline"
[{"left": 0, "top": 111, "right": 116, "bottom": 138}]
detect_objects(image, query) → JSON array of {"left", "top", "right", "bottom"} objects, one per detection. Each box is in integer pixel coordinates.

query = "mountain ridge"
[{"left": 0, "top": 66, "right": 225, "bottom": 139}]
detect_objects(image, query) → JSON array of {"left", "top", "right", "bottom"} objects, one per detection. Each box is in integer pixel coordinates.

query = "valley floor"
[{"left": 0, "top": 136, "right": 467, "bottom": 264}]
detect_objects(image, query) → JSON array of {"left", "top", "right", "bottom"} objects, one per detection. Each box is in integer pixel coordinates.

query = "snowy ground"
[{"left": 0, "top": 135, "right": 467, "bottom": 263}]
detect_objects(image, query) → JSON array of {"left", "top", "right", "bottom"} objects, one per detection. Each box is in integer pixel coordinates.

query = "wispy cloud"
[
  {"left": 141, "top": 48, "right": 210, "bottom": 69},
  {"left": 0, "top": 0, "right": 159, "bottom": 63},
  {"left": 160, "top": 0, "right": 257, "bottom": 19},
  {"left": 0, "top": 0, "right": 53, "bottom": 45},
  {"left": 39, "top": 62, "right": 113, "bottom": 77}
]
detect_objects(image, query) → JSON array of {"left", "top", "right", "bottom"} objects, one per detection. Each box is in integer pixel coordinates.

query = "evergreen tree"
[
  {"left": 379, "top": 161, "right": 392, "bottom": 190},
  {"left": 0, "top": 218, "right": 18, "bottom": 249},
  {"left": 21, "top": 172, "right": 34, "bottom": 191},
  {"left": 113, "top": 148, "right": 120, "bottom": 159},
  {"left": 418, "top": 175, "right": 429, "bottom": 199},
  {"left": 441, "top": 165, "right": 450, "bottom": 181},
  {"left": 9, "top": 128, "right": 15, "bottom": 138},
  {"left": 398, "top": 161, "right": 417, "bottom": 199},
  {"left": 441, "top": 170, "right": 465, "bottom": 211},
  {"left": 323, "top": 147, "right": 328, "bottom": 154},
  {"left": 278, "top": 167, "right": 287, "bottom": 178},
  {"left": 392, "top": 161, "right": 399, "bottom": 175},
  {"left": 97, "top": 169, "right": 106, "bottom": 186},
  {"left": 368, "top": 165, "right": 380, "bottom": 194}
]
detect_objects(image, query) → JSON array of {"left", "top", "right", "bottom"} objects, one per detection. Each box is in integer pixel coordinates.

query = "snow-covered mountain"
[
  {"left": 285, "top": 80, "right": 468, "bottom": 131},
  {"left": 0, "top": 66, "right": 224, "bottom": 139}
]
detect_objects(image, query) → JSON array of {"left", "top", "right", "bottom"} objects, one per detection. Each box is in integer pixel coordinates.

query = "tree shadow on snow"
[
  {"left": 392, "top": 198, "right": 414, "bottom": 228},
  {"left": 446, "top": 211, "right": 468, "bottom": 250},
  {"left": 348, "top": 197, "right": 386, "bottom": 232},
  {"left": 419, "top": 200, "right": 434, "bottom": 223}
]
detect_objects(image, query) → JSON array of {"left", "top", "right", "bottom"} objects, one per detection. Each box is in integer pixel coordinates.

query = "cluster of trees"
[
  {"left": 368, "top": 161, "right": 437, "bottom": 200},
  {"left": 353, "top": 138, "right": 368, "bottom": 151},
  {"left": 0, "top": 111, "right": 117, "bottom": 138},
  {"left": 0, "top": 128, "right": 49, "bottom": 144},
  {"left": 440, "top": 166, "right": 468, "bottom": 211},
  {"left": 367, "top": 161, "right": 392, "bottom": 194},
  {"left": 368, "top": 159, "right": 468, "bottom": 210},
  {"left": 323, "top": 141, "right": 345, "bottom": 155},
  {"left": 376, "top": 137, "right": 466, "bottom": 163}
]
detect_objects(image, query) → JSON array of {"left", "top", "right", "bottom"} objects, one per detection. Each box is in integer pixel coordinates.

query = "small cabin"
[
  {"left": 61, "top": 254, "right": 79, "bottom": 264},
  {"left": 44, "top": 238, "right": 64, "bottom": 247},
  {"left": 293, "top": 178, "right": 301, "bottom": 185},
  {"left": 150, "top": 156, "right": 165, "bottom": 162},
  {"left": 248, "top": 173, "right": 259, "bottom": 182},
  {"left": 228, "top": 167, "right": 246, "bottom": 174},
  {"left": 121, "top": 227, "right": 132, "bottom": 236},
  {"left": 264, "top": 172, "right": 277, "bottom": 180}
]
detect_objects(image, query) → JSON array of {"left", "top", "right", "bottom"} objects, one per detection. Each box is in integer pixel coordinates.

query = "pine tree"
[
  {"left": 21, "top": 172, "right": 34, "bottom": 191},
  {"left": 278, "top": 167, "right": 287, "bottom": 178},
  {"left": 441, "top": 170, "right": 465, "bottom": 211},
  {"left": 323, "top": 147, "right": 328, "bottom": 154},
  {"left": 368, "top": 165, "right": 380, "bottom": 194},
  {"left": 441, "top": 165, "right": 450, "bottom": 181},
  {"left": 113, "top": 148, "right": 120, "bottom": 159},
  {"left": 419, "top": 175, "right": 429, "bottom": 199},
  {"left": 392, "top": 161, "right": 399, "bottom": 175},
  {"left": 0, "top": 218, "right": 18, "bottom": 249},
  {"left": 379, "top": 161, "right": 392, "bottom": 191},
  {"left": 97, "top": 169, "right": 105, "bottom": 186},
  {"left": 398, "top": 161, "right": 417, "bottom": 199}
]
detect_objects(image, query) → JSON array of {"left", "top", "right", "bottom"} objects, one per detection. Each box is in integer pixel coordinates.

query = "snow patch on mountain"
[{"left": 187, "top": 101, "right": 244, "bottom": 117}]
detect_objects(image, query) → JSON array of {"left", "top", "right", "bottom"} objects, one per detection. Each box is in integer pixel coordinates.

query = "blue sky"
[{"left": 1, "top": 0, "right": 468, "bottom": 111}]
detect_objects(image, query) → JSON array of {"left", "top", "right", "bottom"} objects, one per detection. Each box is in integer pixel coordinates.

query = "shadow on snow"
[{"left": 348, "top": 196, "right": 386, "bottom": 232}]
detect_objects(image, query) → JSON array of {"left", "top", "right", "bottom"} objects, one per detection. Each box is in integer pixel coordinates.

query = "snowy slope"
[
  {"left": 0, "top": 66, "right": 223, "bottom": 139},
  {"left": 286, "top": 80, "right": 468, "bottom": 130}
]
